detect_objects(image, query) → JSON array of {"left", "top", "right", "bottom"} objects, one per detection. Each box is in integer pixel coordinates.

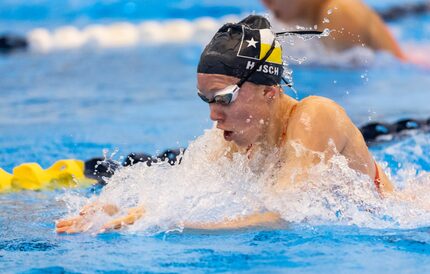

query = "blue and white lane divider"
[{"left": 1, "top": 1, "right": 430, "bottom": 53}]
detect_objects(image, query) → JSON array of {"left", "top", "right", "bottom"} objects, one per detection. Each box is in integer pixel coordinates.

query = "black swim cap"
[{"left": 198, "top": 15, "right": 284, "bottom": 86}]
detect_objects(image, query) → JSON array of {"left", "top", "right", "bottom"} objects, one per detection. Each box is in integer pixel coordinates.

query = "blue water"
[{"left": 1, "top": 0, "right": 430, "bottom": 272}]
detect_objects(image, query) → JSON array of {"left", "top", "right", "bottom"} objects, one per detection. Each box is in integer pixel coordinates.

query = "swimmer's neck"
[
  {"left": 260, "top": 94, "right": 298, "bottom": 149},
  {"left": 228, "top": 95, "right": 297, "bottom": 155}
]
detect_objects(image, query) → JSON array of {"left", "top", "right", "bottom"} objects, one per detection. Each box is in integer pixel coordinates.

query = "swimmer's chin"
[{"left": 224, "top": 132, "right": 254, "bottom": 149}]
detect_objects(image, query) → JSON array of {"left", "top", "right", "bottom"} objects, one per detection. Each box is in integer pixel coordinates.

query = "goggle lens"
[
  {"left": 197, "top": 85, "right": 239, "bottom": 106},
  {"left": 214, "top": 93, "right": 233, "bottom": 105},
  {"left": 197, "top": 91, "right": 212, "bottom": 103}
]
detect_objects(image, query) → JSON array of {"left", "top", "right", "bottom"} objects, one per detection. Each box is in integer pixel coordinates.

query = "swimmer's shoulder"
[
  {"left": 293, "top": 95, "right": 346, "bottom": 119},
  {"left": 287, "top": 96, "right": 351, "bottom": 150}
]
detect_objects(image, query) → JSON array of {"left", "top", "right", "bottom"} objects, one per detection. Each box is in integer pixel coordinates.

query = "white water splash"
[{"left": 61, "top": 128, "right": 430, "bottom": 235}]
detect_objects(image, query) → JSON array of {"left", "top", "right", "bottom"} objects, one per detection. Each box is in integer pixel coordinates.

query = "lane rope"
[{"left": 1, "top": 117, "right": 428, "bottom": 192}]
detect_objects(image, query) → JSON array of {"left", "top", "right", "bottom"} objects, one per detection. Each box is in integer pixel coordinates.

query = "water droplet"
[
  {"left": 323, "top": 18, "right": 330, "bottom": 23},
  {"left": 327, "top": 9, "right": 333, "bottom": 15},
  {"left": 321, "top": 28, "right": 331, "bottom": 36}
]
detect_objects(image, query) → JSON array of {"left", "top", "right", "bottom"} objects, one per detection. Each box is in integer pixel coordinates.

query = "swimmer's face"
[
  {"left": 197, "top": 73, "right": 276, "bottom": 147},
  {"left": 261, "top": 0, "right": 306, "bottom": 22}
]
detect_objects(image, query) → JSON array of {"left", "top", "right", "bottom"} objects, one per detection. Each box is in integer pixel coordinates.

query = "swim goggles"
[
  {"left": 197, "top": 37, "right": 278, "bottom": 105},
  {"left": 197, "top": 30, "right": 322, "bottom": 106}
]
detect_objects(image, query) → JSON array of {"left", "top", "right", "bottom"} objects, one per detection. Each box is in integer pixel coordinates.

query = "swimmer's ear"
[{"left": 263, "top": 85, "right": 279, "bottom": 102}]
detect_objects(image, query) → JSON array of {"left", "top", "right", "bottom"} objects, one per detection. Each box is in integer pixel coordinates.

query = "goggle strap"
[
  {"left": 281, "top": 77, "right": 292, "bottom": 88},
  {"left": 231, "top": 85, "right": 240, "bottom": 102},
  {"left": 276, "top": 30, "right": 323, "bottom": 36}
]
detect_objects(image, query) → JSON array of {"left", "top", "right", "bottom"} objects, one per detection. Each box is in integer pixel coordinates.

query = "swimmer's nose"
[{"left": 209, "top": 103, "right": 225, "bottom": 122}]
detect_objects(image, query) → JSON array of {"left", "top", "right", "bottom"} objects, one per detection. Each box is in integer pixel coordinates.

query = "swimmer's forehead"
[{"left": 197, "top": 73, "right": 240, "bottom": 93}]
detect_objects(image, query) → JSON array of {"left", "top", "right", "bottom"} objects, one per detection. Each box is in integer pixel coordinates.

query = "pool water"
[{"left": 1, "top": 0, "right": 430, "bottom": 272}]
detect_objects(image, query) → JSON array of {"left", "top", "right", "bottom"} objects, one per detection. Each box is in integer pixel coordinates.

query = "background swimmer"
[
  {"left": 56, "top": 15, "right": 397, "bottom": 234},
  {"left": 261, "top": 0, "right": 406, "bottom": 59}
]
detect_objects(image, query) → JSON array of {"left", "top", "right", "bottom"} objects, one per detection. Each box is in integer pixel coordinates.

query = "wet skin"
[
  {"left": 56, "top": 73, "right": 394, "bottom": 233},
  {"left": 197, "top": 73, "right": 393, "bottom": 192}
]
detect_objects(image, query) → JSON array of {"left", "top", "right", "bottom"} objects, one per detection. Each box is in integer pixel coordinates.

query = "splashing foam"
[{"left": 61, "top": 128, "right": 430, "bottom": 234}]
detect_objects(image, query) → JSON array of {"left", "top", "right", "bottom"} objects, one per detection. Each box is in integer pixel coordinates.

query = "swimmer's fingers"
[
  {"left": 99, "top": 206, "right": 145, "bottom": 233},
  {"left": 56, "top": 226, "right": 70, "bottom": 234},
  {"left": 99, "top": 218, "right": 125, "bottom": 233},
  {"left": 56, "top": 203, "right": 122, "bottom": 234},
  {"left": 80, "top": 203, "right": 119, "bottom": 216},
  {"left": 100, "top": 214, "right": 138, "bottom": 231},
  {"left": 56, "top": 216, "right": 93, "bottom": 234},
  {"left": 63, "top": 221, "right": 93, "bottom": 234},
  {"left": 56, "top": 216, "right": 81, "bottom": 229}
]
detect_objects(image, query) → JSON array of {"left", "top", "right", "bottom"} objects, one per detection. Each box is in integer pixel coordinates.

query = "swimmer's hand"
[
  {"left": 406, "top": 51, "right": 430, "bottom": 69},
  {"left": 99, "top": 206, "right": 145, "bottom": 233},
  {"left": 56, "top": 203, "right": 119, "bottom": 234}
]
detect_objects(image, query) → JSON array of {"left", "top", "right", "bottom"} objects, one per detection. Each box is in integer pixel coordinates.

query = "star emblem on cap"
[{"left": 246, "top": 37, "right": 258, "bottom": 48}]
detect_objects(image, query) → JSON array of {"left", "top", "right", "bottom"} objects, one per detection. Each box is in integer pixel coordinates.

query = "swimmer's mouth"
[{"left": 223, "top": 130, "right": 234, "bottom": 141}]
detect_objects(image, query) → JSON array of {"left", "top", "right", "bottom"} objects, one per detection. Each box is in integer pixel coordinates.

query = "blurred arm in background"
[{"left": 261, "top": 0, "right": 406, "bottom": 60}]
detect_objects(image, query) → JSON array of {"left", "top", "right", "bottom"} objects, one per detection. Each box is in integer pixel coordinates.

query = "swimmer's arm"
[
  {"left": 101, "top": 210, "right": 281, "bottom": 232},
  {"left": 317, "top": 1, "right": 368, "bottom": 51},
  {"left": 183, "top": 212, "right": 282, "bottom": 230},
  {"left": 58, "top": 202, "right": 280, "bottom": 233},
  {"left": 318, "top": 1, "right": 404, "bottom": 59},
  {"left": 367, "top": 13, "right": 405, "bottom": 60}
]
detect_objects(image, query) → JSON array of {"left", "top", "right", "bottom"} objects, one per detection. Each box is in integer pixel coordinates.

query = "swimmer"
[
  {"left": 56, "top": 15, "right": 394, "bottom": 234},
  {"left": 261, "top": 0, "right": 406, "bottom": 60}
]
